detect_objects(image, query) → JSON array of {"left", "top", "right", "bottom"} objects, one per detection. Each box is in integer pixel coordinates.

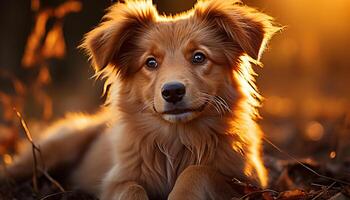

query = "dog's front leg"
[
  {"left": 101, "top": 181, "right": 149, "bottom": 200},
  {"left": 100, "top": 166, "right": 148, "bottom": 200},
  {"left": 168, "top": 165, "right": 238, "bottom": 200}
]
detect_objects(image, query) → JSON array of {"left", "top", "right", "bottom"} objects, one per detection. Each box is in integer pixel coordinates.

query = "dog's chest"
[
  {"left": 139, "top": 141, "right": 201, "bottom": 199},
  {"left": 110, "top": 121, "right": 221, "bottom": 198}
]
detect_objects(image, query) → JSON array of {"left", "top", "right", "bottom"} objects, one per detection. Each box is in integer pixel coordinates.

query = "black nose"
[{"left": 161, "top": 82, "right": 186, "bottom": 104}]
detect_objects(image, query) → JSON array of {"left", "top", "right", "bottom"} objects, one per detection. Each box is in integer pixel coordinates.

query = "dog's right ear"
[
  {"left": 194, "top": 0, "right": 280, "bottom": 61},
  {"left": 81, "top": 1, "right": 156, "bottom": 74}
]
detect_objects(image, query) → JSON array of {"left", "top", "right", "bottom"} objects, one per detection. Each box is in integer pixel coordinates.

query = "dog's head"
[{"left": 82, "top": 0, "right": 279, "bottom": 123}]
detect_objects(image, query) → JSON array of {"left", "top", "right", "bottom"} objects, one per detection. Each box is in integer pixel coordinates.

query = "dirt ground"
[{"left": 1, "top": 156, "right": 349, "bottom": 200}]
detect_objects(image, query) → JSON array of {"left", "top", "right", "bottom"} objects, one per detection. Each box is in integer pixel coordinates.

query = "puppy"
[{"left": 1, "top": 0, "right": 279, "bottom": 199}]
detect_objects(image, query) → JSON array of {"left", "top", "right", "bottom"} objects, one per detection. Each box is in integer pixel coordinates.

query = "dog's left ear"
[
  {"left": 195, "top": 0, "right": 280, "bottom": 61},
  {"left": 81, "top": 1, "right": 157, "bottom": 75}
]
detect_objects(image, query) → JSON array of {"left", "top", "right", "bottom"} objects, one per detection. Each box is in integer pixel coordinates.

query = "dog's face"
[
  {"left": 133, "top": 21, "right": 237, "bottom": 123},
  {"left": 82, "top": 0, "right": 277, "bottom": 123}
]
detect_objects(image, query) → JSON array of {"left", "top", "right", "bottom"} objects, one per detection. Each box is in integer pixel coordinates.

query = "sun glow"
[
  {"left": 3, "top": 154, "right": 13, "bottom": 165},
  {"left": 230, "top": 55, "right": 268, "bottom": 187}
]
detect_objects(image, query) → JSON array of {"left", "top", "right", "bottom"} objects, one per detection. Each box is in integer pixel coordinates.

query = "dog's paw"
[
  {"left": 101, "top": 182, "right": 149, "bottom": 200},
  {"left": 118, "top": 184, "right": 149, "bottom": 200}
]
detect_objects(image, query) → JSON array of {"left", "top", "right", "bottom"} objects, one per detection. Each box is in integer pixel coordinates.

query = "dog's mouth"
[
  {"left": 153, "top": 102, "right": 207, "bottom": 115},
  {"left": 161, "top": 102, "right": 207, "bottom": 115},
  {"left": 153, "top": 102, "right": 208, "bottom": 123}
]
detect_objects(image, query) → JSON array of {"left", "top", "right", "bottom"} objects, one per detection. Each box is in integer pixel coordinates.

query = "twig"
[
  {"left": 238, "top": 189, "right": 279, "bottom": 200},
  {"left": 311, "top": 182, "right": 341, "bottom": 190},
  {"left": 263, "top": 137, "right": 350, "bottom": 186},
  {"left": 311, "top": 182, "right": 336, "bottom": 200},
  {"left": 311, "top": 183, "right": 328, "bottom": 188},
  {"left": 35, "top": 144, "right": 65, "bottom": 192},
  {"left": 14, "top": 108, "right": 65, "bottom": 193},
  {"left": 14, "top": 108, "right": 39, "bottom": 193},
  {"left": 39, "top": 169, "right": 65, "bottom": 192},
  {"left": 39, "top": 191, "right": 73, "bottom": 200}
]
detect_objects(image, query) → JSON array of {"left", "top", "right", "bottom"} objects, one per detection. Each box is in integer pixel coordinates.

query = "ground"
[{"left": 1, "top": 157, "right": 349, "bottom": 200}]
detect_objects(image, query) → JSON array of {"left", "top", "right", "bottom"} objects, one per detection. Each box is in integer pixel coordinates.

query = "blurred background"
[{"left": 0, "top": 0, "right": 349, "bottom": 166}]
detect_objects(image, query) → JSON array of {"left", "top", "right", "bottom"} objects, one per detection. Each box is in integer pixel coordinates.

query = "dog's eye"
[
  {"left": 192, "top": 52, "right": 206, "bottom": 64},
  {"left": 145, "top": 57, "right": 158, "bottom": 69}
]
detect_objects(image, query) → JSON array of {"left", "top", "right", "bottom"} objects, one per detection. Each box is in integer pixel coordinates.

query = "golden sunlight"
[{"left": 231, "top": 55, "right": 268, "bottom": 187}]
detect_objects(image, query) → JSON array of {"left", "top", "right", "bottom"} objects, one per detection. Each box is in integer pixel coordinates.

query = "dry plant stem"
[
  {"left": 32, "top": 145, "right": 39, "bottom": 193},
  {"left": 14, "top": 108, "right": 65, "bottom": 192},
  {"left": 36, "top": 145, "right": 65, "bottom": 192},
  {"left": 39, "top": 191, "right": 73, "bottom": 200},
  {"left": 263, "top": 137, "right": 350, "bottom": 186},
  {"left": 311, "top": 182, "right": 336, "bottom": 200},
  {"left": 40, "top": 169, "right": 65, "bottom": 192},
  {"left": 14, "top": 109, "right": 39, "bottom": 193},
  {"left": 311, "top": 183, "right": 341, "bottom": 190},
  {"left": 237, "top": 189, "right": 279, "bottom": 200}
]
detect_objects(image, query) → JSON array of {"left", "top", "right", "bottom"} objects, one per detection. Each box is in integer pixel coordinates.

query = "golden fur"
[{"left": 1, "top": 1, "right": 279, "bottom": 199}]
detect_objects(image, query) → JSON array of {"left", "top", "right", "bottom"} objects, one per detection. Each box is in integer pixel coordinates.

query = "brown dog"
[{"left": 1, "top": 0, "right": 279, "bottom": 199}]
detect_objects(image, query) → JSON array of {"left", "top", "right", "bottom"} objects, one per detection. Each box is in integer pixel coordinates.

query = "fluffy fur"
[{"left": 1, "top": 1, "right": 279, "bottom": 199}]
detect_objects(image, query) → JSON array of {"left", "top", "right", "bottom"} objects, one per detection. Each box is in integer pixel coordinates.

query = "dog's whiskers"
[
  {"left": 196, "top": 95, "right": 222, "bottom": 116},
  {"left": 198, "top": 92, "right": 232, "bottom": 116},
  {"left": 214, "top": 96, "right": 232, "bottom": 114},
  {"left": 196, "top": 93, "right": 221, "bottom": 115},
  {"left": 190, "top": 97, "right": 221, "bottom": 115}
]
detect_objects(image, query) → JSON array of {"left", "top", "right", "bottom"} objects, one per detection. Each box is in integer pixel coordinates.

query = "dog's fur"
[{"left": 1, "top": 0, "right": 279, "bottom": 199}]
